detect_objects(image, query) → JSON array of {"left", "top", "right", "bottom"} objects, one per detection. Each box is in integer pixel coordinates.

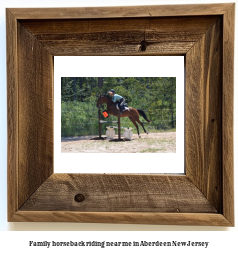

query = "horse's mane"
[
  {"left": 101, "top": 94, "right": 115, "bottom": 105},
  {"left": 101, "top": 94, "right": 112, "bottom": 100}
]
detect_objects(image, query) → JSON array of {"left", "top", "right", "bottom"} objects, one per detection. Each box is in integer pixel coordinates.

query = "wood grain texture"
[
  {"left": 7, "top": 9, "right": 18, "bottom": 221},
  {"left": 8, "top": 4, "right": 233, "bottom": 19},
  {"left": 20, "top": 174, "right": 217, "bottom": 213},
  {"left": 19, "top": 17, "right": 218, "bottom": 56},
  {"left": 6, "top": 5, "right": 234, "bottom": 225},
  {"left": 222, "top": 4, "right": 235, "bottom": 226},
  {"left": 20, "top": 16, "right": 218, "bottom": 34},
  {"left": 37, "top": 41, "right": 193, "bottom": 56},
  {"left": 11, "top": 211, "right": 232, "bottom": 226},
  {"left": 17, "top": 23, "right": 54, "bottom": 208},
  {"left": 186, "top": 18, "right": 223, "bottom": 212}
]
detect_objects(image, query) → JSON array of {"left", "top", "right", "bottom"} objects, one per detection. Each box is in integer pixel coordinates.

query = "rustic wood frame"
[{"left": 7, "top": 4, "right": 234, "bottom": 226}]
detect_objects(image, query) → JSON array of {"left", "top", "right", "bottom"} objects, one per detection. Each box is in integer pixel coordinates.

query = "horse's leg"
[
  {"left": 131, "top": 110, "right": 149, "bottom": 134},
  {"left": 129, "top": 117, "right": 141, "bottom": 138},
  {"left": 137, "top": 119, "right": 148, "bottom": 134}
]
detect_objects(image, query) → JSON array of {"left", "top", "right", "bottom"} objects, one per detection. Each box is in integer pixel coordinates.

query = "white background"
[
  {"left": 54, "top": 56, "right": 184, "bottom": 173},
  {"left": 0, "top": 0, "right": 237, "bottom": 253}
]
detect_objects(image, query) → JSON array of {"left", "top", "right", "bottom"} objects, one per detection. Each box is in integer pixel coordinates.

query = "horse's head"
[
  {"left": 96, "top": 94, "right": 111, "bottom": 108},
  {"left": 96, "top": 95, "right": 105, "bottom": 108}
]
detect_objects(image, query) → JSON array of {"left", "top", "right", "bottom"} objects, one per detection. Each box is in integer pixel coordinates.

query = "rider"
[{"left": 108, "top": 89, "right": 125, "bottom": 116}]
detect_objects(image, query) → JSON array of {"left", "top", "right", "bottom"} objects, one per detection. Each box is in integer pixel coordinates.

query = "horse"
[{"left": 96, "top": 95, "right": 151, "bottom": 138}]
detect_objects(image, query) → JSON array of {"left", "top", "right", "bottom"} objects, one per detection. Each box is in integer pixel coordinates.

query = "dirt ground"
[{"left": 61, "top": 132, "right": 176, "bottom": 153}]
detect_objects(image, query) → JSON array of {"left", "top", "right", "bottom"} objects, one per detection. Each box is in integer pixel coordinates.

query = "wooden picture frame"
[{"left": 7, "top": 3, "right": 234, "bottom": 226}]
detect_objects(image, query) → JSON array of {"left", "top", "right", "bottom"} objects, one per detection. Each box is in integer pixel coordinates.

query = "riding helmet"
[{"left": 110, "top": 89, "right": 115, "bottom": 93}]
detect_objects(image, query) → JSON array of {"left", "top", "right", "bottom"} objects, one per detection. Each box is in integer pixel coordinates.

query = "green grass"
[
  {"left": 147, "top": 128, "right": 176, "bottom": 133},
  {"left": 140, "top": 148, "right": 164, "bottom": 153}
]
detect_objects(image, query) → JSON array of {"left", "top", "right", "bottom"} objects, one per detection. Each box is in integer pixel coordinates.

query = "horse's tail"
[{"left": 137, "top": 109, "right": 151, "bottom": 122}]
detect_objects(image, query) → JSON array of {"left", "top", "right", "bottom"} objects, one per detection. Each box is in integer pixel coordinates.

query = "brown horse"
[{"left": 96, "top": 95, "right": 151, "bottom": 138}]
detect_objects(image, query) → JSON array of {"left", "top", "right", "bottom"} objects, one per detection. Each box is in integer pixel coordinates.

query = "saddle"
[{"left": 116, "top": 103, "right": 129, "bottom": 111}]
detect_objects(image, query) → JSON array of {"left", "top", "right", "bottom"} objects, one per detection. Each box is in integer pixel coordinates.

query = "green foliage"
[{"left": 61, "top": 77, "right": 176, "bottom": 137}]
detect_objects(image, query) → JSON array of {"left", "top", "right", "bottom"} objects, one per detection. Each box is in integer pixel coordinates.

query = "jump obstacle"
[
  {"left": 90, "top": 108, "right": 107, "bottom": 140},
  {"left": 106, "top": 126, "right": 133, "bottom": 139},
  {"left": 90, "top": 108, "right": 132, "bottom": 141}
]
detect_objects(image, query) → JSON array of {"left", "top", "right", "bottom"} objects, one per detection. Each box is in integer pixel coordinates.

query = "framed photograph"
[
  {"left": 7, "top": 3, "right": 234, "bottom": 225},
  {"left": 55, "top": 56, "right": 184, "bottom": 174}
]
